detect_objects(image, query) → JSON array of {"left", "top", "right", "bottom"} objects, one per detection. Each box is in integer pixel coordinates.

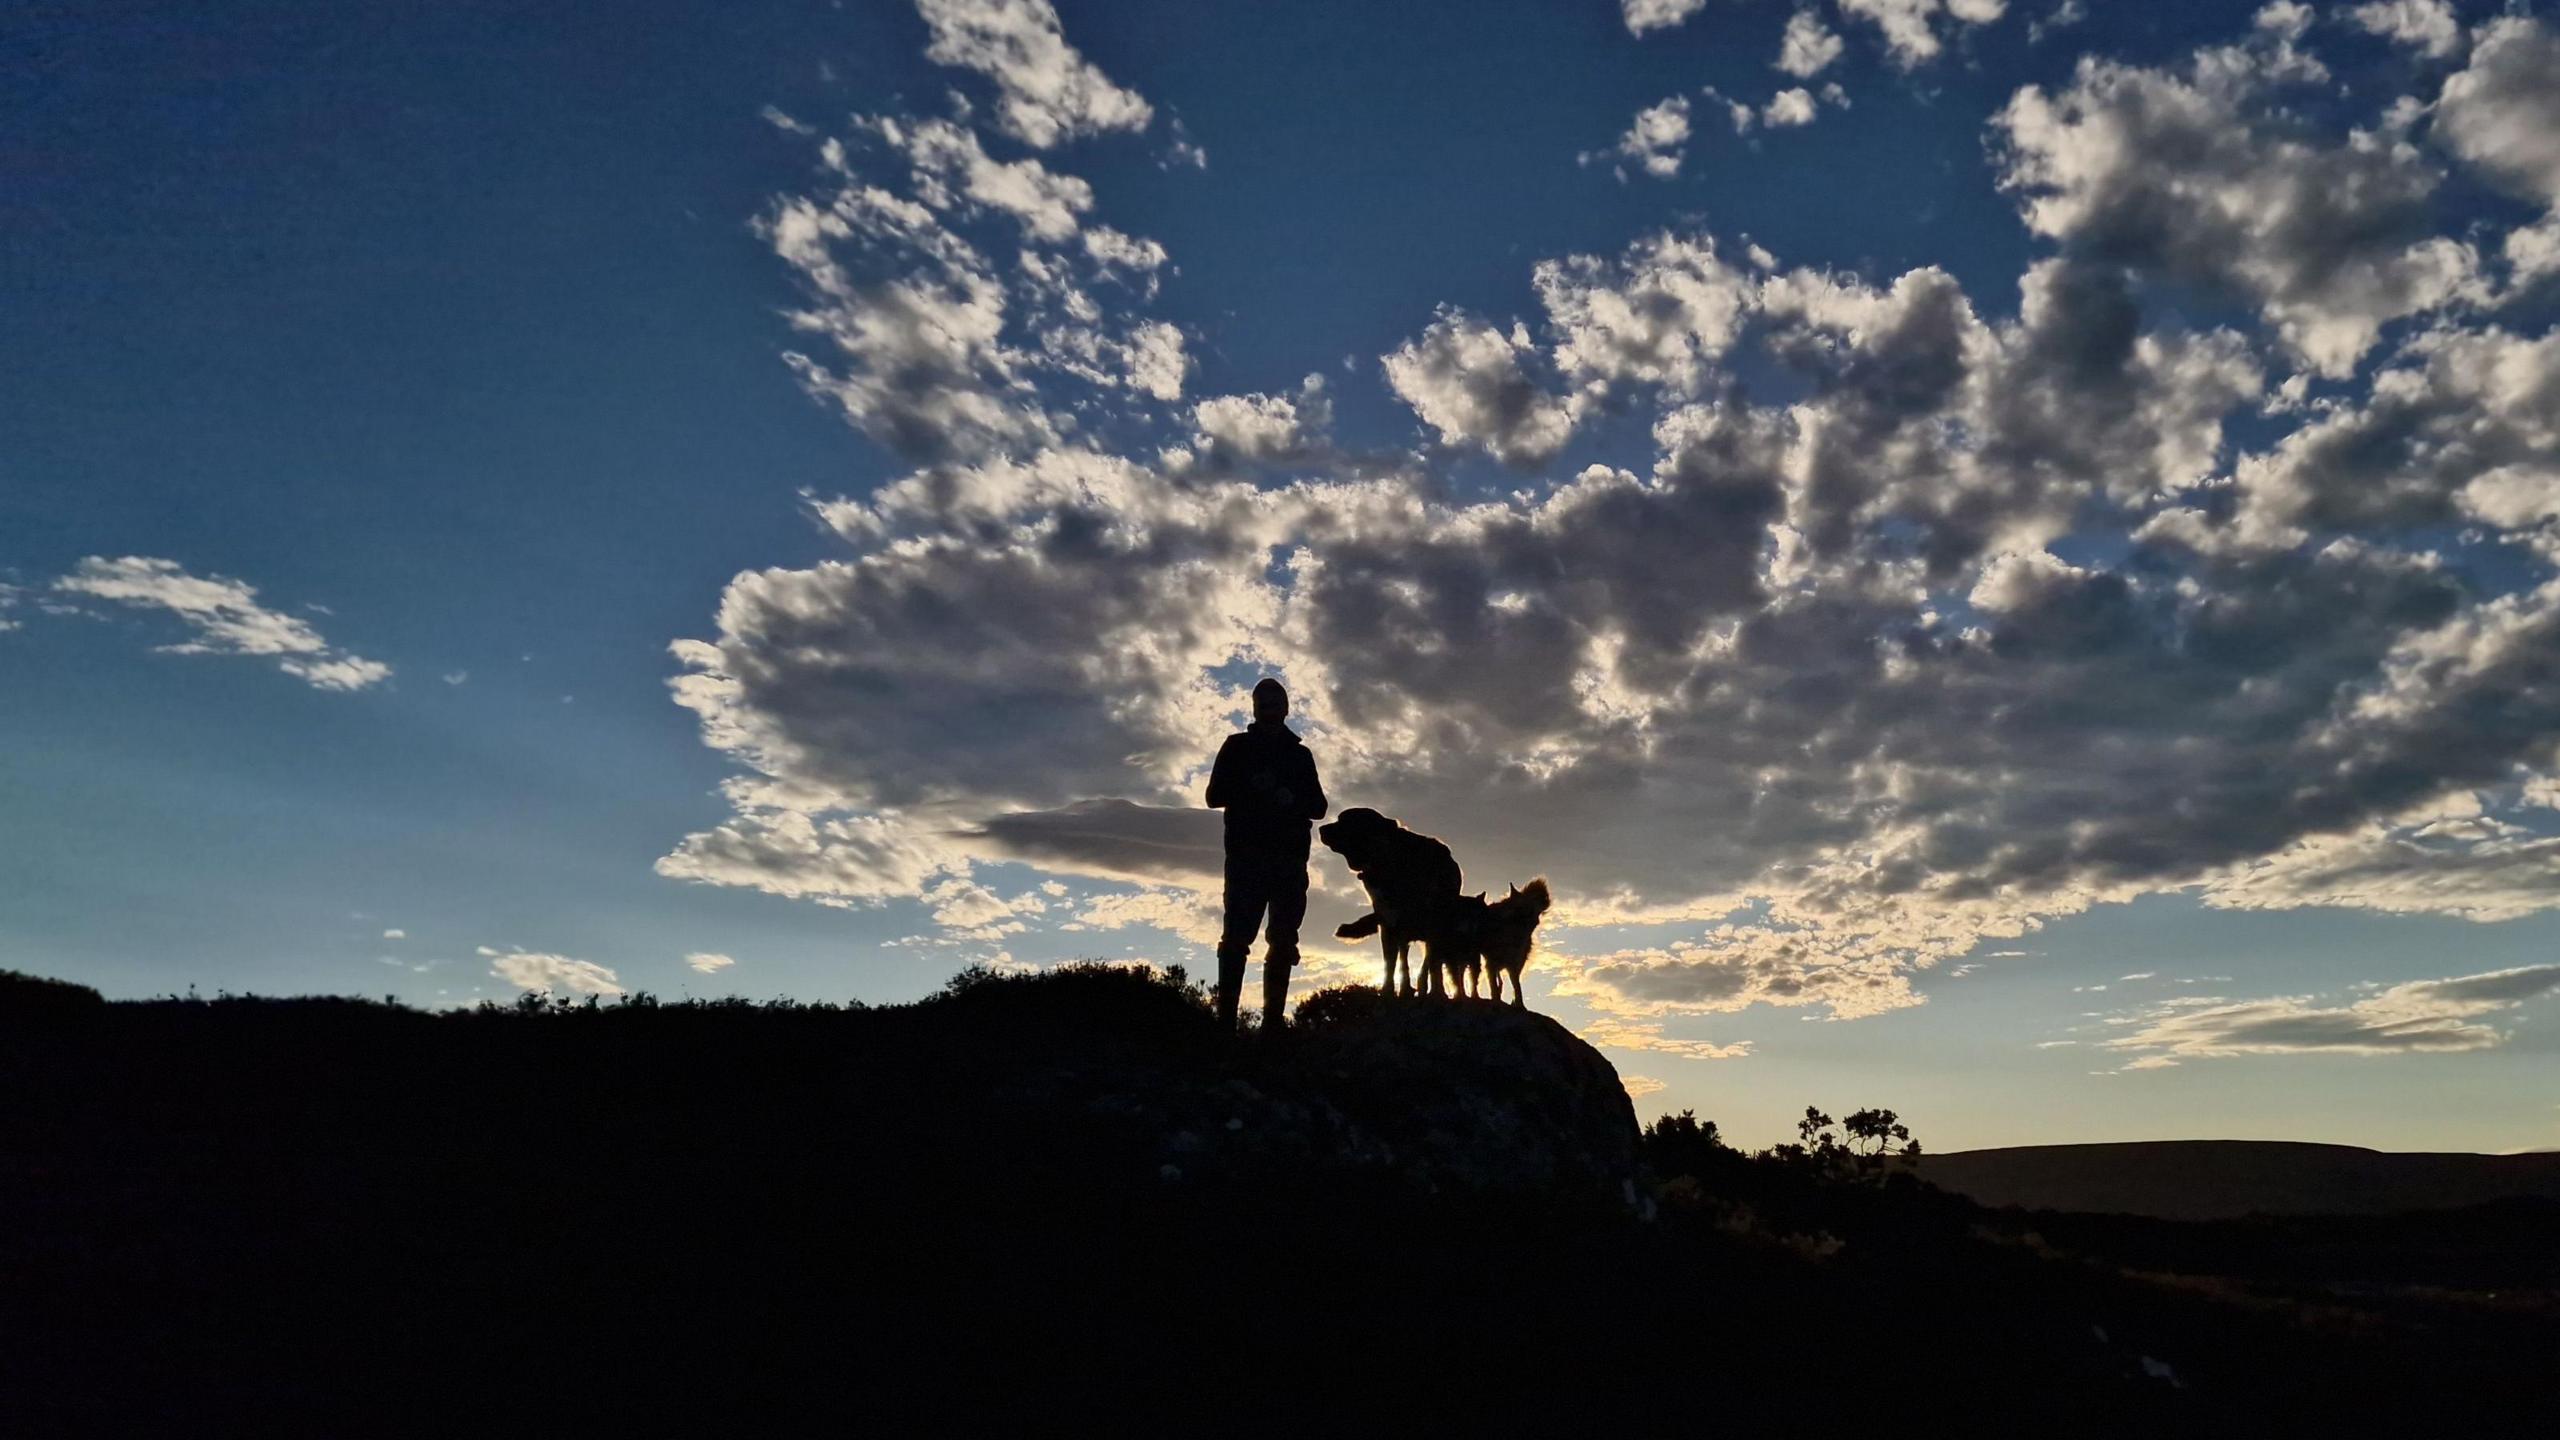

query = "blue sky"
[{"left": 9, "top": 0, "right": 2560, "bottom": 1151}]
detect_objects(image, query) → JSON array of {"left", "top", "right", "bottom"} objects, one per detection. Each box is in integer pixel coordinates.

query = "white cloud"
[
  {"left": 53, "top": 557, "right": 391, "bottom": 691},
  {"left": 757, "top": 104, "right": 1185, "bottom": 466},
  {"left": 914, "top": 0, "right": 1153, "bottom": 149},
  {"left": 685, "top": 952, "right": 737, "bottom": 974},
  {"left": 1577, "top": 1017, "right": 1754, "bottom": 1060},
  {"left": 2027, "top": 0, "right": 2083, "bottom": 44},
  {"left": 1068, "top": 886, "right": 1221, "bottom": 946},
  {"left": 2350, "top": 0, "right": 2461, "bottom": 60},
  {"left": 1622, "top": 0, "right": 1710, "bottom": 37},
  {"left": 1556, "top": 925, "right": 1930, "bottom": 1024},
  {"left": 1996, "top": 41, "right": 2482, "bottom": 376},
  {"left": 1761, "top": 88, "right": 1817, "bottom": 128},
  {"left": 1776, "top": 10, "right": 1845, "bottom": 77},
  {"left": 1622, "top": 1074, "right": 1669, "bottom": 1099},
  {"left": 1840, "top": 0, "right": 2005, "bottom": 71},
  {"left": 1382, "top": 309, "right": 1578, "bottom": 465},
  {"left": 2432, "top": 18, "right": 2560, "bottom": 285},
  {"left": 383, "top": 929, "right": 405, "bottom": 940},
  {"left": 876, "top": 115, "right": 1093, "bottom": 241},
  {"left": 480, "top": 946, "right": 626, "bottom": 996},
  {"left": 1160, "top": 118, "right": 1207, "bottom": 170},
  {"left": 2195, "top": 325, "right": 2560, "bottom": 551},
  {"left": 1121, "top": 320, "right": 1189, "bottom": 401},
  {"left": 1586, "top": 95, "right": 1692, "bottom": 180},
  {"left": 2103, "top": 963, "right": 2560, "bottom": 1061},
  {"left": 666, "top": 4, "right": 2560, "bottom": 1052},
  {"left": 1538, "top": 230, "right": 1754, "bottom": 402},
  {"left": 2434, "top": 18, "right": 2560, "bottom": 205},
  {"left": 1181, "top": 376, "right": 1333, "bottom": 471}
]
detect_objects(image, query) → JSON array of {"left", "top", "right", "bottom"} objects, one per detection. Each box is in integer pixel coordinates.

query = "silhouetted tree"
[{"left": 1772, "top": 1105, "right": 1921, "bottom": 1182}]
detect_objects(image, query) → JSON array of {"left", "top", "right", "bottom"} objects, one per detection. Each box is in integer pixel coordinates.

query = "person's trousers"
[{"left": 1215, "top": 852, "right": 1306, "bottom": 1030}]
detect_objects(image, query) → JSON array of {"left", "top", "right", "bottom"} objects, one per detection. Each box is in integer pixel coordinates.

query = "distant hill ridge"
[{"left": 1918, "top": 1139, "right": 2560, "bottom": 1220}]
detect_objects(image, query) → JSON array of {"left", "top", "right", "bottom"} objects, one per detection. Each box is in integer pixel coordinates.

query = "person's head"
[{"left": 1251, "top": 677, "right": 1288, "bottom": 726}]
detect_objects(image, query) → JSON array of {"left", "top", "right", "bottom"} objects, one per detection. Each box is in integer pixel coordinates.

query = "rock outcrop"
[{"left": 985, "top": 980, "right": 1645, "bottom": 1203}]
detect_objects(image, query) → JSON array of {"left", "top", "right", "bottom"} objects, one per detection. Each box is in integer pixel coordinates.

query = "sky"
[{"left": 9, "top": 0, "right": 2560, "bottom": 1152}]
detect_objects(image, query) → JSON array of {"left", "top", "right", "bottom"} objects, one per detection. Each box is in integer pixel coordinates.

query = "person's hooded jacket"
[{"left": 1205, "top": 721, "right": 1328, "bottom": 862}]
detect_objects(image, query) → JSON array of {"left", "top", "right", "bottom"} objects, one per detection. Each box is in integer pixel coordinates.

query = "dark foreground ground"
[{"left": 2, "top": 965, "right": 2553, "bottom": 1435}]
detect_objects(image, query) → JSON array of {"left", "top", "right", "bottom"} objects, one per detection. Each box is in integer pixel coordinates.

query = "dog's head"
[
  {"left": 1477, "top": 878, "right": 1551, "bottom": 966},
  {"left": 1317, "top": 806, "right": 1397, "bottom": 870}
]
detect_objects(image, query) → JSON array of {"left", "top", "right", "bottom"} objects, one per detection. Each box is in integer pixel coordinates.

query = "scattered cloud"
[
  {"left": 1174, "top": 376, "right": 1334, "bottom": 473},
  {"left": 1621, "top": 0, "right": 1710, "bottom": 38},
  {"left": 1578, "top": 1016, "right": 1755, "bottom": 1060},
  {"left": 913, "top": 0, "right": 1152, "bottom": 149},
  {"left": 480, "top": 946, "right": 626, "bottom": 996},
  {"left": 2103, "top": 963, "right": 2560, "bottom": 1062},
  {"left": 1160, "top": 117, "right": 1207, "bottom": 170},
  {"left": 1621, "top": 1073, "right": 1669, "bottom": 1099},
  {"left": 1383, "top": 309, "right": 1578, "bottom": 464},
  {"left": 383, "top": 929, "right": 405, "bottom": 941},
  {"left": 52, "top": 557, "right": 391, "bottom": 691},
  {"left": 1776, "top": 10, "right": 1846, "bottom": 77},
  {"left": 656, "top": 2, "right": 2560, "bottom": 1051},
  {"left": 685, "top": 952, "right": 737, "bottom": 974},
  {"left": 1995, "top": 28, "right": 2482, "bottom": 377},
  {"left": 2432, "top": 17, "right": 2560, "bottom": 285},
  {"left": 1586, "top": 95, "right": 1692, "bottom": 180},
  {"left": 2027, "top": 0, "right": 2084, "bottom": 44},
  {"left": 2349, "top": 0, "right": 2461, "bottom": 61},
  {"left": 1761, "top": 88, "right": 1817, "bottom": 128},
  {"left": 1839, "top": 0, "right": 2007, "bottom": 71}
]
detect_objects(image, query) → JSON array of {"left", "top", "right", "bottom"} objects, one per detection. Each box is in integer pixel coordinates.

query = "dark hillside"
[
  {"left": 1918, "top": 1140, "right": 2560, "bottom": 1220},
  {"left": 1, "top": 968, "right": 2552, "bottom": 1434}
]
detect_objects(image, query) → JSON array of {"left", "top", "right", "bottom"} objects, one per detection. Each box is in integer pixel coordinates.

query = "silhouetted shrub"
[
  {"left": 1641, "top": 1108, "right": 1740, "bottom": 1181},
  {"left": 0, "top": 968, "right": 105, "bottom": 1017},
  {"left": 1288, "top": 983, "right": 1394, "bottom": 1031},
  {"left": 1767, "top": 1105, "right": 1923, "bottom": 1182}
]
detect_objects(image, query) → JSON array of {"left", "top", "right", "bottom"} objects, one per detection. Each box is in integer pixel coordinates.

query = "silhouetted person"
[{"left": 1205, "top": 678, "right": 1327, "bottom": 1032}]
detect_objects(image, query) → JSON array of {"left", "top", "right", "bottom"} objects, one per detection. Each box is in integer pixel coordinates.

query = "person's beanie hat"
[{"left": 1252, "top": 678, "right": 1287, "bottom": 707}]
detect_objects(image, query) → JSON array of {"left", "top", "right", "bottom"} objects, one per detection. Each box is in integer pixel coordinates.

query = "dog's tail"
[{"left": 1335, "top": 912, "right": 1382, "bottom": 940}]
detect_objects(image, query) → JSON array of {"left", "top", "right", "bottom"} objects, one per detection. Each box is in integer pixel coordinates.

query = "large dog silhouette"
[{"left": 1319, "top": 807, "right": 1462, "bottom": 997}]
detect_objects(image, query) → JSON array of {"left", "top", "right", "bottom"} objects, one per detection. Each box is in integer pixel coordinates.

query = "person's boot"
[
  {"left": 1215, "top": 949, "right": 1247, "bottom": 1033},
  {"left": 1261, "top": 955, "right": 1293, "bottom": 1037}
]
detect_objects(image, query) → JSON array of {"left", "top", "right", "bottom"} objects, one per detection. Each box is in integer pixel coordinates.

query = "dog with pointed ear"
[{"left": 1473, "top": 878, "right": 1550, "bottom": 1008}]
